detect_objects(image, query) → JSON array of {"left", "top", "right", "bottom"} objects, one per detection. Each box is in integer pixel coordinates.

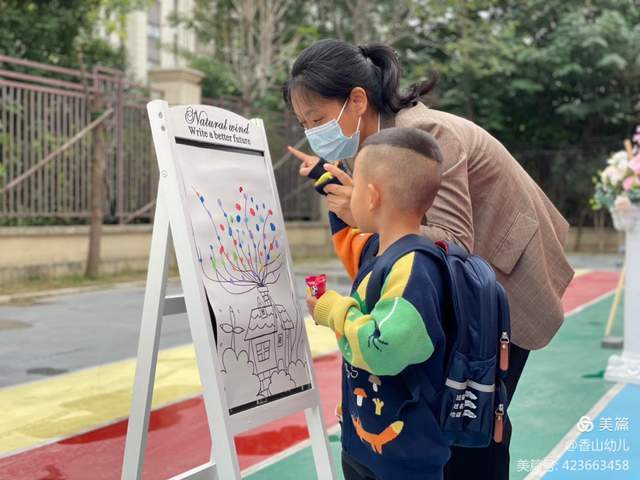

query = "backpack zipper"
[
  {"left": 494, "top": 403, "right": 505, "bottom": 443},
  {"left": 499, "top": 331, "right": 510, "bottom": 372}
]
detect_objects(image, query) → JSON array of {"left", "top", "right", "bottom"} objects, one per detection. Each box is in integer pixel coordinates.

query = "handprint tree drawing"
[{"left": 193, "top": 185, "right": 308, "bottom": 397}]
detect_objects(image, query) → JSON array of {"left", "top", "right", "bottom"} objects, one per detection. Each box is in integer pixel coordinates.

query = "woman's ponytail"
[
  {"left": 362, "top": 43, "right": 438, "bottom": 113},
  {"left": 284, "top": 39, "right": 438, "bottom": 115}
]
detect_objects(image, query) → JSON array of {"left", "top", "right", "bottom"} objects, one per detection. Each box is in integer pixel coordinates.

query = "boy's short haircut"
[{"left": 358, "top": 127, "right": 443, "bottom": 215}]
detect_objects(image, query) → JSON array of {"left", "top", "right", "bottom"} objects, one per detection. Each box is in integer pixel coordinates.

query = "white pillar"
[
  {"left": 125, "top": 11, "right": 148, "bottom": 83},
  {"left": 147, "top": 68, "right": 204, "bottom": 105},
  {"left": 605, "top": 205, "right": 640, "bottom": 384}
]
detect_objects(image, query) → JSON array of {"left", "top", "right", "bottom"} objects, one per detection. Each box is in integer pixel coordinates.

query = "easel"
[{"left": 121, "top": 100, "right": 337, "bottom": 479}]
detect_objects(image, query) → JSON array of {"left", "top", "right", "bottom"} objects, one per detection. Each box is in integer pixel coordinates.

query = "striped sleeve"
[
  {"left": 329, "top": 212, "right": 374, "bottom": 281},
  {"left": 310, "top": 159, "right": 374, "bottom": 279},
  {"left": 313, "top": 252, "right": 437, "bottom": 376}
]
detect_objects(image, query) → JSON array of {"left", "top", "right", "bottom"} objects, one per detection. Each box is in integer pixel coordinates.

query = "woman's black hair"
[{"left": 283, "top": 39, "right": 438, "bottom": 115}]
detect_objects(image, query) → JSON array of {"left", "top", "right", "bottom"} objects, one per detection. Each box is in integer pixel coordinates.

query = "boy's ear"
[{"left": 367, "top": 183, "right": 380, "bottom": 212}]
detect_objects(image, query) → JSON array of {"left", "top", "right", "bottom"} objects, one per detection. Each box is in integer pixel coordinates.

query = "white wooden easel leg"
[
  {"left": 305, "top": 402, "right": 338, "bottom": 479},
  {"left": 122, "top": 197, "right": 172, "bottom": 480}
]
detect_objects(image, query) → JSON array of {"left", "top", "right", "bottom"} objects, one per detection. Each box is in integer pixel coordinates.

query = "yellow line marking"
[
  {"left": 304, "top": 316, "right": 338, "bottom": 357},
  {"left": 574, "top": 269, "right": 589, "bottom": 278},
  {"left": 0, "top": 319, "right": 337, "bottom": 457}
]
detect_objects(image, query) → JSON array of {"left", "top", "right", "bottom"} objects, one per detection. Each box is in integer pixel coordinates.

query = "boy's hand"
[
  {"left": 323, "top": 163, "right": 357, "bottom": 227},
  {"left": 288, "top": 145, "right": 320, "bottom": 177},
  {"left": 306, "top": 294, "right": 318, "bottom": 320}
]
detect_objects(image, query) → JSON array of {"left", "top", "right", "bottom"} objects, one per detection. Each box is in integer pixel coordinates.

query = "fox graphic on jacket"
[{"left": 313, "top": 212, "right": 451, "bottom": 480}]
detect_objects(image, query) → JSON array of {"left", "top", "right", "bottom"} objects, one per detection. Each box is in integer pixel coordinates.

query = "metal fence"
[
  {"left": 0, "top": 56, "right": 320, "bottom": 224},
  {"left": 0, "top": 55, "right": 158, "bottom": 223}
]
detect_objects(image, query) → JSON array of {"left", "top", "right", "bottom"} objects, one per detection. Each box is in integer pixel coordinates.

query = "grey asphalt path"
[
  {"left": 567, "top": 252, "right": 623, "bottom": 270},
  {"left": 0, "top": 261, "right": 351, "bottom": 389}
]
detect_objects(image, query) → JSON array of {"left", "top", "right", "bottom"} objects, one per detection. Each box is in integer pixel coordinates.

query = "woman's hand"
[
  {"left": 323, "top": 163, "right": 357, "bottom": 227},
  {"left": 288, "top": 145, "right": 320, "bottom": 177},
  {"left": 288, "top": 146, "right": 357, "bottom": 227}
]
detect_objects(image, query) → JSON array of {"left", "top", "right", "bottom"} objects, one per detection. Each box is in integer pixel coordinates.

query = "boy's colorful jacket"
[{"left": 313, "top": 212, "right": 451, "bottom": 480}]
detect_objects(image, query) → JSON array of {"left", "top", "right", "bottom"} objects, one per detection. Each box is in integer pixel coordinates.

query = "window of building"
[
  {"left": 147, "top": 1, "right": 162, "bottom": 69},
  {"left": 255, "top": 339, "right": 270, "bottom": 362}
]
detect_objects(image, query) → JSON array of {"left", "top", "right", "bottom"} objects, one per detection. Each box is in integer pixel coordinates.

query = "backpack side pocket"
[{"left": 439, "top": 351, "right": 496, "bottom": 447}]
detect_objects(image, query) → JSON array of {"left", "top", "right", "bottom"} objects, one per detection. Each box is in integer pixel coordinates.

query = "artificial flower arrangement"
[{"left": 593, "top": 126, "right": 640, "bottom": 219}]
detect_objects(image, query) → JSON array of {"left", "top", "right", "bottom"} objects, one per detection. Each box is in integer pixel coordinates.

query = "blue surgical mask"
[{"left": 304, "top": 99, "right": 361, "bottom": 161}]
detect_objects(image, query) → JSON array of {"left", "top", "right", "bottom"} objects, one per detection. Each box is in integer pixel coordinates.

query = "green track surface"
[
  {"left": 509, "top": 295, "right": 622, "bottom": 479},
  {"left": 247, "top": 293, "right": 623, "bottom": 480}
]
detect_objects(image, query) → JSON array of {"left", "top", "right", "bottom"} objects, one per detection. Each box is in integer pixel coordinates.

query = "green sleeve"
[{"left": 314, "top": 291, "right": 434, "bottom": 376}]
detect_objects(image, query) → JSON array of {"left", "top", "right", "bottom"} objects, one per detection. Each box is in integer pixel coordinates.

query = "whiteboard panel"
[{"left": 173, "top": 135, "right": 312, "bottom": 414}]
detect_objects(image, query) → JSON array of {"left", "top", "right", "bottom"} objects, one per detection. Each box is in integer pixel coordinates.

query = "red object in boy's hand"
[{"left": 305, "top": 274, "right": 327, "bottom": 298}]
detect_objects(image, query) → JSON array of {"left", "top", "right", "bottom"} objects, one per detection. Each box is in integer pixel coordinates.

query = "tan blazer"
[{"left": 387, "top": 103, "right": 574, "bottom": 350}]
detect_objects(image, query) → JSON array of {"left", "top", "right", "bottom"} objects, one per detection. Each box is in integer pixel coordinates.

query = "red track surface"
[
  {"left": 561, "top": 270, "right": 619, "bottom": 313},
  {"left": 0, "top": 354, "right": 342, "bottom": 480},
  {"left": 0, "top": 270, "right": 620, "bottom": 480}
]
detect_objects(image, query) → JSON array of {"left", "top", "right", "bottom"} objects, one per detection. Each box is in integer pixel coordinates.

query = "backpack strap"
[{"left": 364, "top": 234, "right": 446, "bottom": 314}]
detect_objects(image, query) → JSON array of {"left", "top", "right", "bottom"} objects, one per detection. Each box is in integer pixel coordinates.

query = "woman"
[{"left": 283, "top": 39, "right": 574, "bottom": 479}]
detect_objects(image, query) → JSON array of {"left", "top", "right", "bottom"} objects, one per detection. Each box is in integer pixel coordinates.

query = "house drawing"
[{"left": 244, "top": 287, "right": 294, "bottom": 392}]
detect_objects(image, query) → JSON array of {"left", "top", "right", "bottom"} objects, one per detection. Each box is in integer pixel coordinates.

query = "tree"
[
  {"left": 402, "top": 0, "right": 640, "bottom": 224},
  {"left": 174, "top": 0, "right": 640, "bottom": 226},
  {"left": 0, "top": 0, "right": 142, "bottom": 71},
  {"left": 175, "top": 0, "right": 306, "bottom": 116},
  {"left": 0, "top": 0, "right": 147, "bottom": 276},
  {"left": 311, "top": 0, "right": 416, "bottom": 45}
]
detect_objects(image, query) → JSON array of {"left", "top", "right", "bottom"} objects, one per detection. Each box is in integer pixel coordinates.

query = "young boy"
[{"left": 306, "top": 127, "right": 450, "bottom": 480}]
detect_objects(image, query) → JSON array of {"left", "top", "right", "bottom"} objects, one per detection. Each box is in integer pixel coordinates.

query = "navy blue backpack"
[{"left": 364, "top": 234, "right": 511, "bottom": 448}]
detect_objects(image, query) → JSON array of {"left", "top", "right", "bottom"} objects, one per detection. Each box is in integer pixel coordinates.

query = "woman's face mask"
[{"left": 304, "top": 99, "right": 361, "bottom": 161}]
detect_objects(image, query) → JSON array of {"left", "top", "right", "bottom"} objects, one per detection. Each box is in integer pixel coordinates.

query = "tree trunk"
[{"left": 86, "top": 91, "right": 107, "bottom": 278}]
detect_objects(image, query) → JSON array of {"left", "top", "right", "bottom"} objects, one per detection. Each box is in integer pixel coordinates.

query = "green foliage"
[
  {"left": 0, "top": 0, "right": 147, "bottom": 70},
  {"left": 3, "top": 0, "right": 638, "bottom": 227},
  {"left": 189, "top": 55, "right": 239, "bottom": 100},
  {"left": 174, "top": 0, "right": 639, "bottom": 225}
]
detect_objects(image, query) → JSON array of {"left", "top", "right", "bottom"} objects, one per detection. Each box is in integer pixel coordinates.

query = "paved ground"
[
  {"left": 0, "top": 262, "right": 351, "bottom": 388},
  {"left": 566, "top": 253, "right": 623, "bottom": 270},
  {"left": 0, "top": 256, "right": 612, "bottom": 388},
  {"left": 1, "top": 259, "right": 636, "bottom": 480}
]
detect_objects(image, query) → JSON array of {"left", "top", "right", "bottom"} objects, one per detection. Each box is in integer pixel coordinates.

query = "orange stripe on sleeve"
[{"left": 332, "top": 227, "right": 373, "bottom": 281}]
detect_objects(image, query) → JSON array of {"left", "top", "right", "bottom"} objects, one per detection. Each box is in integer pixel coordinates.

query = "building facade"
[{"left": 123, "top": 0, "right": 197, "bottom": 83}]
